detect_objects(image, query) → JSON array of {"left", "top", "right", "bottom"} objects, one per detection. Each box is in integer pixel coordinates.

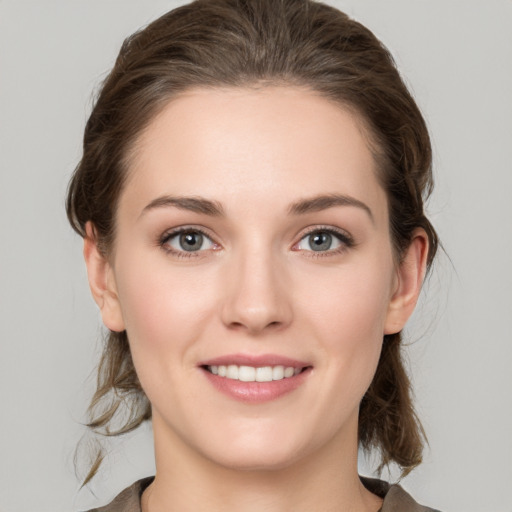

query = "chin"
[
  {"left": 192, "top": 424, "right": 322, "bottom": 473},
  {"left": 204, "top": 445, "right": 305, "bottom": 473}
]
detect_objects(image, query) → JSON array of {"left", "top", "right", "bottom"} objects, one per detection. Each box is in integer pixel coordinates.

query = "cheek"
[
  {"left": 300, "top": 256, "right": 394, "bottom": 391},
  {"left": 114, "top": 253, "right": 217, "bottom": 357},
  {"left": 306, "top": 261, "right": 392, "bottom": 342},
  {"left": 113, "top": 256, "right": 223, "bottom": 410}
]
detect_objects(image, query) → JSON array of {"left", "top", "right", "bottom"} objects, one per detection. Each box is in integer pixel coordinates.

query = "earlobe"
[
  {"left": 83, "top": 222, "right": 125, "bottom": 332},
  {"left": 384, "top": 229, "right": 429, "bottom": 335}
]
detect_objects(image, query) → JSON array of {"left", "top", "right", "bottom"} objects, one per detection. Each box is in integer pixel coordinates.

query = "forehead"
[{"left": 122, "top": 86, "right": 387, "bottom": 224}]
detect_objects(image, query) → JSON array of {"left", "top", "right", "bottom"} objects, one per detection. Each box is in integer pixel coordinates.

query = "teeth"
[
  {"left": 208, "top": 364, "right": 302, "bottom": 382},
  {"left": 284, "top": 367, "right": 294, "bottom": 378},
  {"left": 256, "top": 366, "right": 273, "bottom": 382},
  {"left": 238, "top": 365, "right": 256, "bottom": 382},
  {"left": 272, "top": 365, "right": 284, "bottom": 380},
  {"left": 226, "top": 365, "right": 239, "bottom": 379}
]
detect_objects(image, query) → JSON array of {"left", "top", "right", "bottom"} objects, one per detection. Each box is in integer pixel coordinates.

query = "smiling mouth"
[{"left": 203, "top": 365, "right": 308, "bottom": 382}]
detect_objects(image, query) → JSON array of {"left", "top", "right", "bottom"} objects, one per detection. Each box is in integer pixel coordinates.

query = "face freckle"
[{"left": 108, "top": 86, "right": 400, "bottom": 472}]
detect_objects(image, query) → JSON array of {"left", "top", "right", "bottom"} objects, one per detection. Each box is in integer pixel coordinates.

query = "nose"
[{"left": 220, "top": 248, "right": 293, "bottom": 335}]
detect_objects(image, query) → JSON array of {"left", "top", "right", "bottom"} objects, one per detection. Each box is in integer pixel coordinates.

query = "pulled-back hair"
[{"left": 67, "top": 0, "right": 438, "bottom": 484}]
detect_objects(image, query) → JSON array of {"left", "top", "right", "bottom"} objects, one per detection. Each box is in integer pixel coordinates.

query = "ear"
[
  {"left": 83, "top": 222, "right": 125, "bottom": 332},
  {"left": 384, "top": 228, "right": 429, "bottom": 335}
]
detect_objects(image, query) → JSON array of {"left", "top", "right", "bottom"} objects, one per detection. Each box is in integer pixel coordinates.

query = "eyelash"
[
  {"left": 158, "top": 225, "right": 355, "bottom": 259},
  {"left": 159, "top": 226, "right": 218, "bottom": 259},
  {"left": 294, "top": 226, "right": 355, "bottom": 258}
]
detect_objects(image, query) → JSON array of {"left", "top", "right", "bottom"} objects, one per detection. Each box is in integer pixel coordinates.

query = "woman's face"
[{"left": 89, "top": 86, "right": 423, "bottom": 471}]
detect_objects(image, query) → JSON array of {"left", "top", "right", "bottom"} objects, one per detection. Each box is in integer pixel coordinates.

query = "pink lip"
[
  {"left": 198, "top": 353, "right": 312, "bottom": 404},
  {"left": 199, "top": 353, "right": 309, "bottom": 368}
]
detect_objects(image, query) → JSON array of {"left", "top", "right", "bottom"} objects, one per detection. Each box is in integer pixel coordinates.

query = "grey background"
[{"left": 1, "top": 1, "right": 511, "bottom": 511}]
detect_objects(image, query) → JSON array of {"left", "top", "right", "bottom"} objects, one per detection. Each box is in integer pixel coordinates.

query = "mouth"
[
  {"left": 203, "top": 364, "right": 306, "bottom": 382},
  {"left": 199, "top": 355, "right": 312, "bottom": 403}
]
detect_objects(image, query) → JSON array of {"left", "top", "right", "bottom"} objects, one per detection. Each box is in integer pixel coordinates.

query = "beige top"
[{"left": 86, "top": 476, "right": 441, "bottom": 512}]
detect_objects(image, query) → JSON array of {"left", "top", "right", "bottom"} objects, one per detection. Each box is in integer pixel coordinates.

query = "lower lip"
[{"left": 201, "top": 368, "right": 311, "bottom": 403}]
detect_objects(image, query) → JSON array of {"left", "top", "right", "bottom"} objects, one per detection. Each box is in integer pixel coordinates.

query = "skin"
[{"left": 84, "top": 86, "right": 428, "bottom": 512}]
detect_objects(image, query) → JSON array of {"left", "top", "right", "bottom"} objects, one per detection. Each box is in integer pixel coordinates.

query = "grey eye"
[
  {"left": 167, "top": 231, "right": 214, "bottom": 252},
  {"left": 297, "top": 231, "right": 342, "bottom": 252},
  {"left": 180, "top": 232, "right": 203, "bottom": 251}
]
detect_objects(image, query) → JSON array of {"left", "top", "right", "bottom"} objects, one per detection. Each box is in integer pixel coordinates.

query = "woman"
[{"left": 67, "top": 0, "right": 440, "bottom": 510}]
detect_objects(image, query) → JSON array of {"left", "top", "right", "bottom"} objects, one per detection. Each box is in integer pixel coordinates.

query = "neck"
[{"left": 144, "top": 413, "right": 382, "bottom": 512}]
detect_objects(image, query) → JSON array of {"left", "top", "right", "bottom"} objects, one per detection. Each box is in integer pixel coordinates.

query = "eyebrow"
[
  {"left": 139, "top": 193, "right": 373, "bottom": 222},
  {"left": 139, "top": 195, "right": 225, "bottom": 218},
  {"left": 288, "top": 194, "right": 374, "bottom": 223}
]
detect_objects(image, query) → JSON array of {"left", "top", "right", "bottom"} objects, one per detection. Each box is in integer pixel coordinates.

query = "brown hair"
[{"left": 67, "top": 0, "right": 438, "bottom": 484}]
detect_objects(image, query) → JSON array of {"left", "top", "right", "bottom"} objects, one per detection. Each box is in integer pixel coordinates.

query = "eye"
[
  {"left": 161, "top": 229, "right": 216, "bottom": 254},
  {"left": 295, "top": 228, "right": 353, "bottom": 253}
]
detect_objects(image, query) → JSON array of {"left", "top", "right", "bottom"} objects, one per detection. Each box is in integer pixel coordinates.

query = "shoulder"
[
  {"left": 361, "top": 477, "right": 442, "bottom": 512},
  {"left": 85, "top": 475, "right": 441, "bottom": 512},
  {"left": 84, "top": 477, "right": 154, "bottom": 512}
]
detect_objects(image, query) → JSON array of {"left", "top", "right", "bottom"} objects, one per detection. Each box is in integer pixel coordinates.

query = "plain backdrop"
[{"left": 1, "top": 1, "right": 511, "bottom": 511}]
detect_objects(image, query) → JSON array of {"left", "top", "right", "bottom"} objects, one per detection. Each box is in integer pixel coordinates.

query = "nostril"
[
  {"left": 228, "top": 321, "right": 245, "bottom": 330},
  {"left": 226, "top": 320, "right": 283, "bottom": 332}
]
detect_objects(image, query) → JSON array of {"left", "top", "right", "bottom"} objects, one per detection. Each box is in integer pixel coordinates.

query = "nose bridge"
[{"left": 221, "top": 235, "right": 292, "bottom": 333}]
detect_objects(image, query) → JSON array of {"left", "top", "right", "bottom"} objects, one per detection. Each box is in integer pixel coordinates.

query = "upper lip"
[{"left": 199, "top": 353, "right": 310, "bottom": 368}]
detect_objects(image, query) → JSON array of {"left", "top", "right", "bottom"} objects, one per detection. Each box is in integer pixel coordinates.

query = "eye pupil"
[
  {"left": 309, "top": 232, "right": 332, "bottom": 251},
  {"left": 180, "top": 232, "right": 203, "bottom": 251}
]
